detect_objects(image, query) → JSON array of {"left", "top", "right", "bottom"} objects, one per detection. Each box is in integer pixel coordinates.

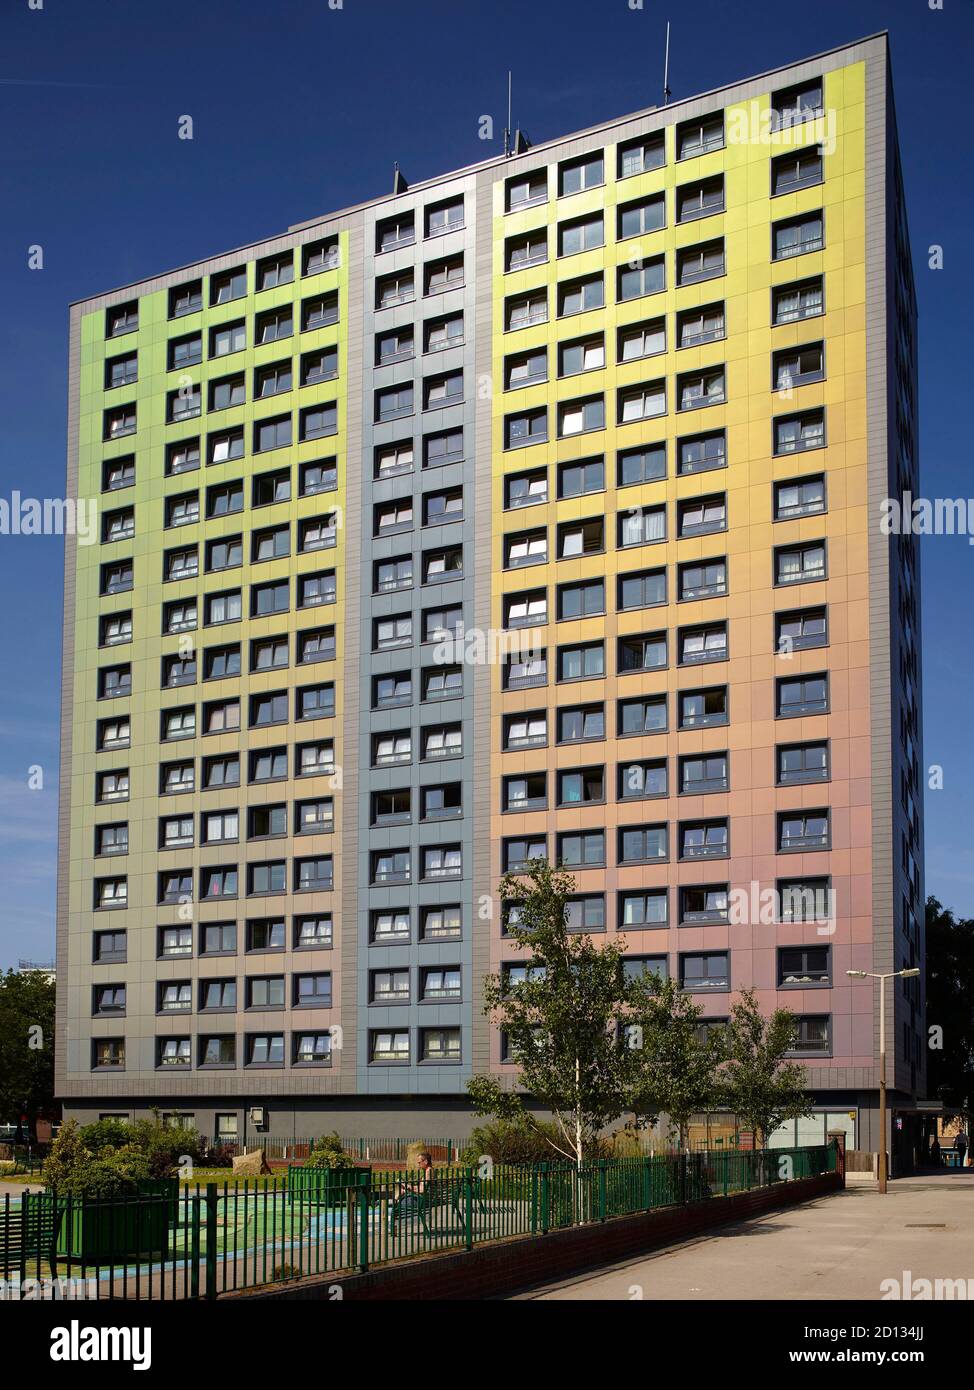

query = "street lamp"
[{"left": 847, "top": 967, "right": 921, "bottom": 1193}]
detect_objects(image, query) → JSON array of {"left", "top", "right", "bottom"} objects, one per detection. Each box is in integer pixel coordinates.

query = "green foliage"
[
  {"left": 926, "top": 896, "right": 974, "bottom": 1120},
  {"left": 603, "top": 1125, "right": 645, "bottom": 1158},
  {"left": 0, "top": 968, "right": 56, "bottom": 1131},
  {"left": 719, "top": 988, "right": 812, "bottom": 1146},
  {"left": 627, "top": 975, "right": 726, "bottom": 1147},
  {"left": 467, "top": 860, "right": 658, "bottom": 1165},
  {"left": 79, "top": 1119, "right": 133, "bottom": 1153},
  {"left": 42, "top": 1119, "right": 152, "bottom": 1198},
  {"left": 460, "top": 1117, "right": 568, "bottom": 1165},
  {"left": 304, "top": 1132, "right": 358, "bottom": 1171}
]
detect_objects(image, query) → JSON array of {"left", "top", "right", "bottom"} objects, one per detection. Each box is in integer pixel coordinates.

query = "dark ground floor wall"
[{"left": 60, "top": 1088, "right": 932, "bottom": 1171}]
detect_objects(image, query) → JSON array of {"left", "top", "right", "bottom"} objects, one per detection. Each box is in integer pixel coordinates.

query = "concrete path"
[{"left": 517, "top": 1171, "right": 974, "bottom": 1301}]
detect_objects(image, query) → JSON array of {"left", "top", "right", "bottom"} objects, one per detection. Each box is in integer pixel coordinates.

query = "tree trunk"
[{"left": 574, "top": 1056, "right": 583, "bottom": 1172}]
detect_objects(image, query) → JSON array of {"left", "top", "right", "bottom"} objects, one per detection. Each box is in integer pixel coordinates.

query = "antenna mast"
[
  {"left": 663, "top": 21, "right": 672, "bottom": 106},
  {"left": 504, "top": 70, "right": 512, "bottom": 157}
]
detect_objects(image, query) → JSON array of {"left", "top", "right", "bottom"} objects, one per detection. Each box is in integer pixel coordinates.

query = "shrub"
[
  {"left": 79, "top": 1119, "right": 133, "bottom": 1154},
  {"left": 604, "top": 1125, "right": 645, "bottom": 1158},
  {"left": 460, "top": 1117, "right": 570, "bottom": 1166},
  {"left": 304, "top": 1133, "right": 358, "bottom": 1172},
  {"left": 43, "top": 1122, "right": 152, "bottom": 1198}
]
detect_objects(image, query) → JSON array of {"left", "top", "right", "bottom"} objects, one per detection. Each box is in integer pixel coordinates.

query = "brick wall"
[{"left": 224, "top": 1170, "right": 841, "bottom": 1302}]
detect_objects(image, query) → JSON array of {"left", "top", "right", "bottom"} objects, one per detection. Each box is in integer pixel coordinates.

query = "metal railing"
[{"left": 0, "top": 1144, "right": 836, "bottom": 1300}]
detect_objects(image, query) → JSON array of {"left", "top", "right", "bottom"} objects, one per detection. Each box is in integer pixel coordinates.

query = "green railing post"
[
  {"left": 722, "top": 1151, "right": 728, "bottom": 1198},
  {"left": 530, "top": 1165, "right": 539, "bottom": 1234},
  {"left": 642, "top": 1156, "right": 652, "bottom": 1212},
  {"left": 357, "top": 1170, "right": 370, "bottom": 1272},
  {"left": 597, "top": 1161, "right": 607, "bottom": 1222},
  {"left": 464, "top": 1167, "right": 474, "bottom": 1251},
  {"left": 189, "top": 1194, "right": 201, "bottom": 1300},
  {"left": 540, "top": 1162, "right": 550, "bottom": 1235},
  {"left": 204, "top": 1183, "right": 218, "bottom": 1300}
]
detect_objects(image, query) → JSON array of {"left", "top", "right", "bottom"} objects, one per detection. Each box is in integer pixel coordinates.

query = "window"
[
  {"left": 300, "top": 459, "right": 337, "bottom": 495},
  {"left": 247, "top": 1034, "right": 285, "bottom": 1067},
  {"left": 302, "top": 237, "right": 340, "bottom": 275},
  {"left": 778, "top": 879, "right": 832, "bottom": 926},
  {"left": 100, "top": 613, "right": 132, "bottom": 647},
  {"left": 106, "top": 351, "right": 138, "bottom": 388},
  {"left": 425, "top": 255, "right": 463, "bottom": 295},
  {"left": 773, "top": 212, "right": 824, "bottom": 260},
  {"left": 618, "top": 133, "right": 664, "bottom": 177},
  {"left": 211, "top": 267, "right": 246, "bottom": 305},
  {"left": 558, "top": 579, "right": 604, "bottom": 620},
  {"left": 421, "top": 968, "right": 461, "bottom": 1002},
  {"left": 678, "top": 558, "right": 727, "bottom": 601},
  {"left": 94, "top": 930, "right": 127, "bottom": 963},
  {"left": 301, "top": 403, "right": 338, "bottom": 440},
  {"left": 558, "top": 213, "right": 604, "bottom": 256},
  {"left": 558, "top": 274, "right": 604, "bottom": 317},
  {"left": 617, "top": 258, "right": 664, "bottom": 302},
  {"left": 618, "top": 319, "right": 665, "bottom": 362},
  {"left": 97, "top": 717, "right": 130, "bottom": 751},
  {"left": 619, "top": 505, "right": 665, "bottom": 548},
  {"left": 424, "top": 372, "right": 463, "bottom": 411},
  {"left": 247, "top": 919, "right": 285, "bottom": 952},
  {"left": 618, "top": 695, "right": 666, "bottom": 736},
  {"left": 557, "top": 458, "right": 603, "bottom": 500},
  {"left": 156, "top": 1038, "right": 191, "bottom": 1070},
  {"left": 201, "top": 865, "right": 237, "bottom": 899},
  {"left": 772, "top": 80, "right": 823, "bottom": 129},
  {"left": 504, "top": 589, "right": 546, "bottom": 630},
  {"left": 778, "top": 741, "right": 829, "bottom": 786},
  {"left": 618, "top": 445, "right": 665, "bottom": 488},
  {"left": 559, "top": 396, "right": 604, "bottom": 436},
  {"left": 95, "top": 824, "right": 128, "bottom": 857},
  {"left": 774, "top": 475, "right": 826, "bottom": 520},
  {"left": 506, "top": 230, "right": 547, "bottom": 271},
  {"left": 505, "top": 349, "right": 547, "bottom": 390},
  {"left": 426, "top": 197, "right": 464, "bottom": 237},
  {"left": 618, "top": 632, "right": 666, "bottom": 674},
  {"left": 505, "top": 527, "right": 547, "bottom": 569},
  {"left": 506, "top": 290, "right": 548, "bottom": 331},
  {"left": 778, "top": 810, "right": 830, "bottom": 852},
  {"left": 505, "top": 469, "right": 547, "bottom": 509},
  {"left": 503, "top": 836, "right": 547, "bottom": 872},
  {"left": 680, "top": 886, "right": 729, "bottom": 925},
  {"left": 423, "top": 666, "right": 461, "bottom": 702},
  {"left": 376, "top": 212, "right": 414, "bottom": 252},
  {"left": 160, "top": 814, "right": 193, "bottom": 849},
  {"left": 105, "top": 403, "right": 137, "bottom": 438},
  {"left": 503, "top": 772, "right": 547, "bottom": 813},
  {"left": 678, "top": 495, "right": 726, "bottom": 537},
  {"left": 209, "top": 374, "right": 245, "bottom": 411},
  {"left": 777, "top": 673, "right": 828, "bottom": 718},
  {"left": 248, "top": 861, "right": 287, "bottom": 897},
  {"left": 557, "top": 831, "right": 605, "bottom": 868},
  {"left": 618, "top": 567, "right": 666, "bottom": 611},
  {"left": 677, "top": 175, "right": 723, "bottom": 222},
  {"left": 619, "top": 891, "right": 668, "bottom": 929},
  {"left": 771, "top": 146, "right": 823, "bottom": 196},
  {"left": 295, "top": 915, "right": 333, "bottom": 950},
  {"left": 788, "top": 1016, "right": 831, "bottom": 1055},
  {"left": 678, "top": 430, "right": 725, "bottom": 475},
  {"left": 678, "top": 686, "right": 727, "bottom": 729},
  {"left": 169, "top": 280, "right": 202, "bottom": 318},
  {"left": 371, "top": 910, "right": 410, "bottom": 944},
  {"left": 106, "top": 301, "right": 138, "bottom": 337},
  {"left": 103, "top": 456, "right": 135, "bottom": 491},
  {"left": 160, "top": 761, "right": 194, "bottom": 796},
  {"left": 504, "top": 712, "right": 547, "bottom": 750},
  {"left": 618, "top": 824, "right": 667, "bottom": 864},
  {"left": 302, "top": 292, "right": 339, "bottom": 330},
  {"left": 425, "top": 312, "right": 463, "bottom": 353},
  {"left": 506, "top": 169, "right": 546, "bottom": 210},
  {"left": 167, "top": 334, "right": 201, "bottom": 371},
  {"left": 297, "top": 682, "right": 335, "bottom": 720},
  {"left": 557, "top": 703, "right": 604, "bottom": 744},
  {"left": 617, "top": 195, "right": 664, "bottom": 239},
  {"left": 775, "top": 541, "right": 826, "bottom": 585},
  {"left": 773, "top": 276, "right": 824, "bottom": 325},
  {"left": 679, "top": 623, "right": 727, "bottom": 664},
  {"left": 680, "top": 753, "right": 728, "bottom": 794},
  {"left": 774, "top": 342, "right": 825, "bottom": 391},
  {"left": 677, "top": 240, "right": 724, "bottom": 285},
  {"left": 680, "top": 820, "right": 728, "bottom": 860},
  {"left": 618, "top": 381, "right": 665, "bottom": 423},
  {"left": 294, "top": 973, "right": 332, "bottom": 1008},
  {"left": 680, "top": 952, "right": 729, "bottom": 991},
  {"left": 256, "top": 307, "right": 292, "bottom": 346},
  {"left": 370, "top": 1031, "right": 409, "bottom": 1063},
  {"left": 558, "top": 517, "right": 604, "bottom": 556},
  {"left": 677, "top": 114, "right": 723, "bottom": 159},
  {"left": 376, "top": 269, "right": 414, "bottom": 309},
  {"left": 203, "top": 643, "right": 240, "bottom": 680},
  {"left": 373, "top": 733, "right": 411, "bottom": 767},
  {"left": 158, "top": 981, "right": 192, "bottom": 1014},
  {"left": 559, "top": 152, "right": 603, "bottom": 195},
  {"left": 92, "top": 1038, "right": 126, "bottom": 1071},
  {"left": 678, "top": 303, "right": 725, "bottom": 348},
  {"left": 776, "top": 607, "right": 827, "bottom": 653},
  {"left": 255, "top": 360, "right": 292, "bottom": 400},
  {"left": 556, "top": 766, "right": 604, "bottom": 808},
  {"left": 210, "top": 320, "right": 246, "bottom": 358}
]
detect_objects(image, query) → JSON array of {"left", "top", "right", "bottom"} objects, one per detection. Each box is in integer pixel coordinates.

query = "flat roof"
[{"left": 72, "top": 31, "right": 887, "bottom": 310}]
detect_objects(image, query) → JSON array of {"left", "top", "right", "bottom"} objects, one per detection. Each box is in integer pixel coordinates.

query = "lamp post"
[{"left": 847, "top": 967, "right": 921, "bottom": 1193}]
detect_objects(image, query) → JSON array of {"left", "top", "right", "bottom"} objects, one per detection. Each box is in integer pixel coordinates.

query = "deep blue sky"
[{"left": 0, "top": 0, "right": 969, "bottom": 969}]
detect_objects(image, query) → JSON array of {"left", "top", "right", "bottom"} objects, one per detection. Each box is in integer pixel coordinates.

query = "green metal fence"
[{"left": 0, "top": 1144, "right": 836, "bottom": 1300}]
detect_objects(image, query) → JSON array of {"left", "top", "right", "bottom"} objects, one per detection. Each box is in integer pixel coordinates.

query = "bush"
[
  {"left": 43, "top": 1122, "right": 152, "bottom": 1198},
  {"left": 460, "top": 1118, "right": 571, "bottom": 1166},
  {"left": 304, "top": 1133, "right": 358, "bottom": 1172},
  {"left": 603, "top": 1125, "right": 645, "bottom": 1158},
  {"left": 79, "top": 1119, "right": 133, "bottom": 1154}
]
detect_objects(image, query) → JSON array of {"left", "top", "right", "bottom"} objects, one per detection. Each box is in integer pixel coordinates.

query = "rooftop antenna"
[
  {"left": 504, "top": 70, "right": 512, "bottom": 157},
  {"left": 662, "top": 21, "right": 672, "bottom": 106}
]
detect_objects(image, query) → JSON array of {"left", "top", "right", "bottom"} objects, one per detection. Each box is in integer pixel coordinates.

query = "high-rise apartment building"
[{"left": 57, "top": 32, "right": 924, "bottom": 1161}]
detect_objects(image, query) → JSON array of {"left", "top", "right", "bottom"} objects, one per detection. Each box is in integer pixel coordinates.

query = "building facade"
[{"left": 56, "top": 33, "right": 924, "bottom": 1157}]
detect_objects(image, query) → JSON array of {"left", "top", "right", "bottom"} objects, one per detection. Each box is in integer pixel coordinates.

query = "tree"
[
  {"left": 627, "top": 976, "right": 725, "bottom": 1150},
  {"left": 925, "top": 896, "right": 974, "bottom": 1121},
  {"left": 720, "top": 988, "right": 812, "bottom": 1148},
  {"left": 0, "top": 968, "right": 56, "bottom": 1138},
  {"left": 467, "top": 860, "right": 651, "bottom": 1168}
]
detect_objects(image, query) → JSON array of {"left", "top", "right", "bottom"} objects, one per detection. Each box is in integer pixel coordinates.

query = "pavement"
[
  {"left": 515, "top": 1171, "right": 974, "bottom": 1301},
  {"left": 0, "top": 1181, "right": 44, "bottom": 1198}
]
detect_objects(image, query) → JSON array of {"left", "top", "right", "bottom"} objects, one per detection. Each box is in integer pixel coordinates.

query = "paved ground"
[{"left": 516, "top": 1171, "right": 974, "bottom": 1301}]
